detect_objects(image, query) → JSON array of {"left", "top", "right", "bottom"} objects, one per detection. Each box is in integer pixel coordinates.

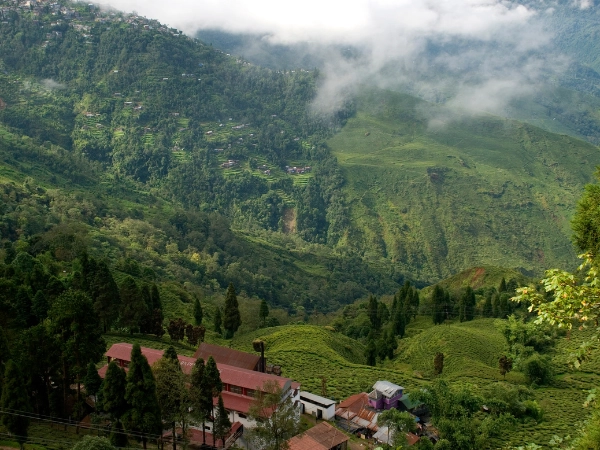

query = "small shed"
[{"left": 299, "top": 391, "right": 336, "bottom": 421}]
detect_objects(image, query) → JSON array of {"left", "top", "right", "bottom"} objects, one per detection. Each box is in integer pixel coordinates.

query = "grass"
[
  {"left": 328, "top": 87, "right": 600, "bottom": 282},
  {"left": 94, "top": 315, "right": 600, "bottom": 448}
]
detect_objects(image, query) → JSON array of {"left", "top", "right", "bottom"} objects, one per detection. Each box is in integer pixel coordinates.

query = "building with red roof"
[
  {"left": 193, "top": 342, "right": 262, "bottom": 371},
  {"left": 100, "top": 343, "right": 301, "bottom": 429}
]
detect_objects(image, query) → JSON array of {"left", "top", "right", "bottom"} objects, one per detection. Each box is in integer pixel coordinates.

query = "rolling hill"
[{"left": 328, "top": 88, "right": 600, "bottom": 281}]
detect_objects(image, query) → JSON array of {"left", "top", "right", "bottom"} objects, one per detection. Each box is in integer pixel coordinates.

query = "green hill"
[{"left": 329, "top": 88, "right": 600, "bottom": 281}]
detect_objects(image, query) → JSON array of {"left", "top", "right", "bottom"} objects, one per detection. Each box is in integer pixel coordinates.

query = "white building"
[{"left": 299, "top": 391, "right": 336, "bottom": 421}]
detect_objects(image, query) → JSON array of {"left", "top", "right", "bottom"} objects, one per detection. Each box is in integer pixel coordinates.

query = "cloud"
[
  {"left": 93, "top": 0, "right": 574, "bottom": 120},
  {"left": 41, "top": 78, "right": 66, "bottom": 90}
]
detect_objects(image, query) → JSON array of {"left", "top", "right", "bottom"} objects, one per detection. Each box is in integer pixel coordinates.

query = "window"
[
  {"left": 246, "top": 389, "right": 255, "bottom": 398},
  {"left": 230, "top": 385, "right": 242, "bottom": 395},
  {"left": 238, "top": 413, "right": 246, "bottom": 419}
]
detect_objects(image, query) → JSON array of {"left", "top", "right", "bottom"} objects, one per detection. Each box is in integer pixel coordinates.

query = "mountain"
[
  {"left": 1, "top": 0, "right": 599, "bottom": 294},
  {"left": 328, "top": 88, "right": 600, "bottom": 280}
]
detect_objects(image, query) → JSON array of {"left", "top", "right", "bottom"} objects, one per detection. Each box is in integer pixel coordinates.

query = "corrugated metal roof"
[
  {"left": 193, "top": 343, "right": 261, "bottom": 371},
  {"left": 288, "top": 422, "right": 348, "bottom": 450},
  {"left": 299, "top": 391, "right": 336, "bottom": 407},
  {"left": 372, "top": 381, "right": 403, "bottom": 399}
]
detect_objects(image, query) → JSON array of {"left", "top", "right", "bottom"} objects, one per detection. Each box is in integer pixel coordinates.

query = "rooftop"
[
  {"left": 299, "top": 391, "right": 336, "bottom": 407},
  {"left": 372, "top": 381, "right": 403, "bottom": 399},
  {"left": 193, "top": 342, "right": 261, "bottom": 371},
  {"left": 288, "top": 422, "right": 348, "bottom": 450}
]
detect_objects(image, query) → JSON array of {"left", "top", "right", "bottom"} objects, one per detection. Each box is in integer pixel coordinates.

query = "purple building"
[{"left": 367, "top": 381, "right": 404, "bottom": 410}]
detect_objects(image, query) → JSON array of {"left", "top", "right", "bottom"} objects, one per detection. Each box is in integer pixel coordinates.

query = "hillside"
[
  {"left": 0, "top": 0, "right": 400, "bottom": 312},
  {"left": 329, "top": 88, "right": 600, "bottom": 281},
  {"left": 223, "top": 319, "right": 597, "bottom": 448}
]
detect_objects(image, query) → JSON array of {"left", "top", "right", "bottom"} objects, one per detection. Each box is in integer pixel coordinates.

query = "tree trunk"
[
  {"left": 202, "top": 421, "right": 206, "bottom": 445},
  {"left": 172, "top": 421, "right": 177, "bottom": 450},
  {"left": 143, "top": 437, "right": 147, "bottom": 450}
]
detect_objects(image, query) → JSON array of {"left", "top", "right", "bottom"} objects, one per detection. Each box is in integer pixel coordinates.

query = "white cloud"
[{"left": 93, "top": 0, "right": 572, "bottom": 119}]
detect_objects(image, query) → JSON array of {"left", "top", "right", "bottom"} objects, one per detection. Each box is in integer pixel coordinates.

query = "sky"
[{"left": 95, "top": 0, "right": 594, "bottom": 117}]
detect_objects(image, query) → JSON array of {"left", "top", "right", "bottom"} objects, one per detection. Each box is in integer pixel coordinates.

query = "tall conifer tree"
[
  {"left": 1, "top": 360, "right": 30, "bottom": 450},
  {"left": 124, "top": 344, "right": 161, "bottom": 450},
  {"left": 223, "top": 283, "right": 241, "bottom": 338}
]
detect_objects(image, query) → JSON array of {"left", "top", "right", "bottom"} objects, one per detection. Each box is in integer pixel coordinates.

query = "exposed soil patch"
[{"left": 282, "top": 207, "right": 296, "bottom": 234}]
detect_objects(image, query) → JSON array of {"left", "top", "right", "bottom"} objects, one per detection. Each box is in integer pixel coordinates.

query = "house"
[
  {"left": 368, "top": 381, "right": 403, "bottom": 410},
  {"left": 373, "top": 426, "right": 419, "bottom": 447},
  {"left": 99, "top": 343, "right": 300, "bottom": 429},
  {"left": 335, "top": 393, "right": 378, "bottom": 437},
  {"left": 288, "top": 422, "right": 348, "bottom": 450},
  {"left": 299, "top": 391, "right": 336, "bottom": 421},
  {"left": 193, "top": 342, "right": 262, "bottom": 371}
]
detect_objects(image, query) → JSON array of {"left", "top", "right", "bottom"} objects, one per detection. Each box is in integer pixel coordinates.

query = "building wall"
[{"left": 300, "top": 400, "right": 336, "bottom": 421}]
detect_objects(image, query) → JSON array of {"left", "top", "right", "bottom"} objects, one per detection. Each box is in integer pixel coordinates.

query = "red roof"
[
  {"left": 288, "top": 422, "right": 348, "bottom": 450},
  {"left": 219, "top": 363, "right": 291, "bottom": 391},
  {"left": 193, "top": 343, "right": 261, "bottom": 371},
  {"left": 103, "top": 343, "right": 295, "bottom": 391},
  {"left": 406, "top": 432, "right": 420, "bottom": 446},
  {"left": 218, "top": 391, "right": 255, "bottom": 414},
  {"left": 105, "top": 343, "right": 197, "bottom": 374}
]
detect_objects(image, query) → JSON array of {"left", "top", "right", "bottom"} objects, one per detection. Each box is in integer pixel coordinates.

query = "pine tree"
[
  {"left": 164, "top": 346, "right": 180, "bottom": 367},
  {"left": 90, "top": 261, "right": 121, "bottom": 332},
  {"left": 190, "top": 358, "right": 212, "bottom": 445},
  {"left": 204, "top": 356, "right": 223, "bottom": 431},
  {"left": 102, "top": 362, "right": 128, "bottom": 422},
  {"left": 118, "top": 276, "right": 147, "bottom": 333},
  {"left": 464, "top": 287, "right": 476, "bottom": 321},
  {"left": 110, "top": 420, "right": 128, "bottom": 448},
  {"left": 483, "top": 292, "right": 493, "bottom": 318},
  {"left": 432, "top": 285, "right": 446, "bottom": 325},
  {"left": 214, "top": 395, "right": 232, "bottom": 448},
  {"left": 386, "top": 332, "right": 397, "bottom": 360},
  {"left": 410, "top": 288, "right": 420, "bottom": 320},
  {"left": 1, "top": 360, "right": 30, "bottom": 450},
  {"left": 498, "top": 277, "right": 507, "bottom": 293},
  {"left": 0, "top": 327, "right": 9, "bottom": 392},
  {"left": 193, "top": 297, "right": 203, "bottom": 326},
  {"left": 377, "top": 331, "right": 388, "bottom": 361},
  {"left": 491, "top": 291, "right": 500, "bottom": 318},
  {"left": 223, "top": 283, "right": 241, "bottom": 339},
  {"left": 214, "top": 308, "right": 222, "bottom": 335},
  {"left": 367, "top": 295, "right": 380, "bottom": 330},
  {"left": 365, "top": 336, "right": 377, "bottom": 366},
  {"left": 377, "top": 302, "right": 390, "bottom": 325},
  {"left": 49, "top": 290, "right": 106, "bottom": 411},
  {"left": 83, "top": 361, "right": 103, "bottom": 403},
  {"left": 154, "top": 353, "right": 189, "bottom": 450},
  {"left": 259, "top": 300, "right": 269, "bottom": 327},
  {"left": 124, "top": 344, "right": 162, "bottom": 450},
  {"left": 393, "top": 306, "right": 406, "bottom": 338}
]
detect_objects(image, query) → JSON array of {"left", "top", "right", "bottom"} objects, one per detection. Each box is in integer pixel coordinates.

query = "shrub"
[{"left": 522, "top": 354, "right": 553, "bottom": 385}]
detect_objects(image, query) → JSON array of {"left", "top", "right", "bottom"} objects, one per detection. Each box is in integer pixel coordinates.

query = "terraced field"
[
  {"left": 230, "top": 325, "right": 426, "bottom": 400},
  {"left": 328, "top": 88, "right": 600, "bottom": 281}
]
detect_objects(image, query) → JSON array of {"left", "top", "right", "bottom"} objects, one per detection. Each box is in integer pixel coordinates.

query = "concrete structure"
[
  {"left": 299, "top": 391, "right": 336, "bottom": 421},
  {"left": 367, "top": 381, "right": 403, "bottom": 410}
]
